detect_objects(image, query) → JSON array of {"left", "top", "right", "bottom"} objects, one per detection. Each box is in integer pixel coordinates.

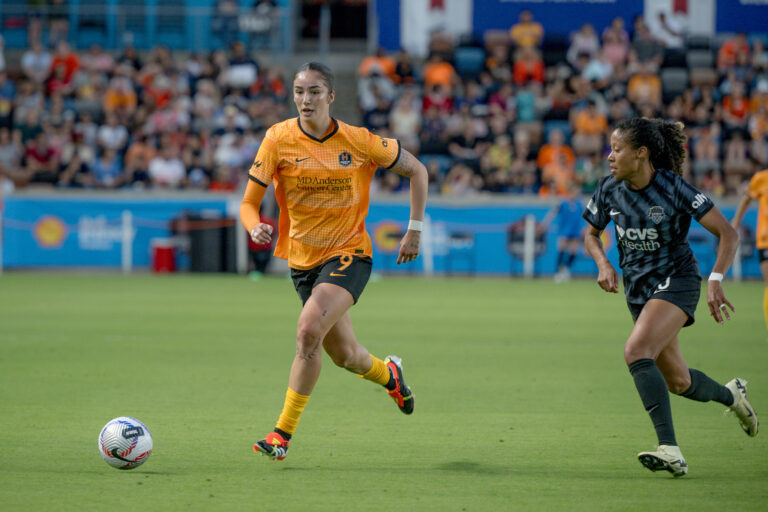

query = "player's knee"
[
  {"left": 328, "top": 346, "right": 355, "bottom": 369},
  {"left": 666, "top": 374, "right": 692, "bottom": 395},
  {"left": 295, "top": 321, "right": 323, "bottom": 351}
]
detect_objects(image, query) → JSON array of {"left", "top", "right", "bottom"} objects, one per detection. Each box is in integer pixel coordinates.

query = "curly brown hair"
[{"left": 614, "top": 118, "right": 687, "bottom": 176}]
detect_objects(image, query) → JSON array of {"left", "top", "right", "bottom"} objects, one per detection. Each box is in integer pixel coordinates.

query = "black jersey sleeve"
[
  {"left": 582, "top": 177, "right": 610, "bottom": 230},
  {"left": 672, "top": 173, "right": 714, "bottom": 221}
]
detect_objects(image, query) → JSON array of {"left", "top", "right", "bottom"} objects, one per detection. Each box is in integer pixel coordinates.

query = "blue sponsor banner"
[
  {"left": 366, "top": 202, "right": 762, "bottom": 279},
  {"left": 715, "top": 0, "right": 768, "bottom": 34},
  {"left": 2, "top": 196, "right": 228, "bottom": 268},
  {"left": 2, "top": 197, "right": 761, "bottom": 278},
  {"left": 472, "top": 0, "right": 643, "bottom": 39}
]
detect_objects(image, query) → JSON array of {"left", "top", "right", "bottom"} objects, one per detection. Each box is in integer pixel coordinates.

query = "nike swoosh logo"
[
  {"left": 110, "top": 448, "right": 137, "bottom": 463},
  {"left": 295, "top": 157, "right": 310, "bottom": 163},
  {"left": 329, "top": 272, "right": 346, "bottom": 277},
  {"left": 610, "top": 209, "right": 621, "bottom": 216}
]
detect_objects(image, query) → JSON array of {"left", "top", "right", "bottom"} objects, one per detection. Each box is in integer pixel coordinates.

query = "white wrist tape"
[
  {"left": 408, "top": 220, "right": 423, "bottom": 232},
  {"left": 708, "top": 272, "right": 724, "bottom": 282}
]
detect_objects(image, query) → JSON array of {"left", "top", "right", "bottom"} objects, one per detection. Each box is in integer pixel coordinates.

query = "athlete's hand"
[
  {"left": 707, "top": 280, "right": 734, "bottom": 324},
  {"left": 397, "top": 230, "right": 421, "bottom": 264},
  {"left": 249, "top": 223, "right": 273, "bottom": 245},
  {"left": 596, "top": 262, "right": 619, "bottom": 293}
]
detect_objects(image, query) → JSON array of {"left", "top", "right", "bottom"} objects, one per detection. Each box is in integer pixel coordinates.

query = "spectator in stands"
[
  {"left": 48, "top": 0, "right": 70, "bottom": 48},
  {"left": 422, "top": 84, "right": 453, "bottom": 115},
  {"left": 509, "top": 10, "right": 544, "bottom": 49},
  {"left": 718, "top": 33, "right": 750, "bottom": 71},
  {"left": 21, "top": 131, "right": 60, "bottom": 186},
  {"left": 389, "top": 90, "right": 421, "bottom": 154},
  {"left": 227, "top": 42, "right": 259, "bottom": 92},
  {"left": 50, "top": 42, "right": 80, "bottom": 85},
  {"left": 422, "top": 53, "right": 457, "bottom": 91},
  {"left": 722, "top": 82, "right": 749, "bottom": 130},
  {"left": 572, "top": 100, "right": 607, "bottom": 156},
  {"left": 89, "top": 148, "right": 124, "bottom": 188},
  {"left": 602, "top": 17, "right": 630, "bottom": 51},
  {"left": 627, "top": 62, "right": 662, "bottom": 110},
  {"left": 749, "top": 103, "right": 768, "bottom": 142},
  {"left": 123, "top": 132, "right": 156, "bottom": 186},
  {"left": 97, "top": 113, "right": 129, "bottom": 152},
  {"left": 448, "top": 121, "right": 487, "bottom": 172},
  {"left": 213, "top": 0, "right": 240, "bottom": 49},
  {"left": 513, "top": 46, "right": 545, "bottom": 86},
  {"left": 21, "top": 41, "right": 52, "bottom": 86},
  {"left": 104, "top": 75, "right": 138, "bottom": 122},
  {"left": 393, "top": 49, "right": 416, "bottom": 86},
  {"left": 722, "top": 131, "right": 753, "bottom": 193},
  {"left": 81, "top": 44, "right": 115, "bottom": 74},
  {"left": 537, "top": 128, "right": 575, "bottom": 171},
  {"left": 567, "top": 24, "right": 600, "bottom": 67},
  {"left": 0, "top": 127, "right": 22, "bottom": 178},
  {"left": 359, "top": 48, "right": 396, "bottom": 82},
  {"left": 358, "top": 70, "right": 396, "bottom": 114},
  {"left": 0, "top": 34, "right": 5, "bottom": 74},
  {"left": 148, "top": 141, "right": 186, "bottom": 188},
  {"left": 442, "top": 162, "right": 479, "bottom": 196},
  {"left": 540, "top": 151, "right": 575, "bottom": 197},
  {"left": 629, "top": 24, "right": 664, "bottom": 72}
]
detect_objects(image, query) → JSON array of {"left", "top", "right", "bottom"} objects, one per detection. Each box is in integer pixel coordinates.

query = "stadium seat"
[
  {"left": 685, "top": 34, "right": 712, "bottom": 50},
  {"left": 660, "top": 68, "right": 689, "bottom": 102},
  {"left": 662, "top": 48, "right": 687, "bottom": 68},
  {"left": 686, "top": 50, "right": 714, "bottom": 69},
  {"left": 454, "top": 47, "right": 486, "bottom": 79},
  {"left": 541, "top": 34, "right": 568, "bottom": 67}
]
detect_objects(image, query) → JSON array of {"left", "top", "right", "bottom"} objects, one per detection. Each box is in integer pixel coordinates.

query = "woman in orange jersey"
[
  {"left": 240, "top": 62, "right": 428, "bottom": 461},
  {"left": 732, "top": 168, "right": 768, "bottom": 333}
]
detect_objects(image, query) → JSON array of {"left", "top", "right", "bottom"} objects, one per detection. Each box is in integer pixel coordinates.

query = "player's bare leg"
[{"left": 255, "top": 283, "right": 352, "bottom": 460}]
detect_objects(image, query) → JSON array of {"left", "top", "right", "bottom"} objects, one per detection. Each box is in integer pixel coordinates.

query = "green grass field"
[{"left": 1, "top": 272, "right": 767, "bottom": 511}]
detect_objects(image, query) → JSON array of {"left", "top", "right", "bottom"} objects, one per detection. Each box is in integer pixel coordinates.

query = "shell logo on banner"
[
  {"left": 373, "top": 221, "right": 404, "bottom": 254},
  {"left": 33, "top": 215, "right": 68, "bottom": 249}
]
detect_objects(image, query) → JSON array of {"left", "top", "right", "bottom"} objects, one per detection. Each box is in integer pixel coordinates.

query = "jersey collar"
[{"left": 297, "top": 117, "right": 339, "bottom": 143}]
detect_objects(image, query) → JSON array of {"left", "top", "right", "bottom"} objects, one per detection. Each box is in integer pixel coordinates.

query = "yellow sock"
[
  {"left": 360, "top": 355, "right": 391, "bottom": 386},
  {"left": 275, "top": 388, "right": 310, "bottom": 436},
  {"left": 763, "top": 288, "right": 768, "bottom": 332}
]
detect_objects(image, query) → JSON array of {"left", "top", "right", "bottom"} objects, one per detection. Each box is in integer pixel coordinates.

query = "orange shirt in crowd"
[
  {"left": 573, "top": 109, "right": 607, "bottom": 135},
  {"left": 243, "top": 117, "right": 401, "bottom": 270},
  {"left": 358, "top": 54, "right": 396, "bottom": 81},
  {"left": 423, "top": 61, "right": 456, "bottom": 90},
  {"left": 510, "top": 21, "right": 543, "bottom": 48},
  {"left": 537, "top": 144, "right": 575, "bottom": 170}
]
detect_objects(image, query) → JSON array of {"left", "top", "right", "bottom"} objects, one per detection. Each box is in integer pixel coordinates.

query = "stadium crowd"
[{"left": 0, "top": 10, "right": 767, "bottom": 199}]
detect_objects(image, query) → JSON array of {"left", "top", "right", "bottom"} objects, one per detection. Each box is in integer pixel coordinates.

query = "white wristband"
[
  {"left": 408, "top": 220, "right": 423, "bottom": 232},
  {"left": 708, "top": 272, "right": 724, "bottom": 282}
]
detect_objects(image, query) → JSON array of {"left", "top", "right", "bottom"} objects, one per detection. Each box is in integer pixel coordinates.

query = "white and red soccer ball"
[{"left": 98, "top": 417, "right": 153, "bottom": 470}]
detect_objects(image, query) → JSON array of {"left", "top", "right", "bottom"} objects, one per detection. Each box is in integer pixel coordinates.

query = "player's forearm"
[
  {"left": 240, "top": 180, "right": 266, "bottom": 231},
  {"left": 711, "top": 224, "right": 739, "bottom": 276},
  {"left": 584, "top": 232, "right": 610, "bottom": 268},
  {"left": 408, "top": 162, "right": 428, "bottom": 222}
]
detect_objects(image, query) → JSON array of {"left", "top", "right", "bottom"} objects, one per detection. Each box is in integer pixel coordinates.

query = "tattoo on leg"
[{"left": 297, "top": 338, "right": 323, "bottom": 361}]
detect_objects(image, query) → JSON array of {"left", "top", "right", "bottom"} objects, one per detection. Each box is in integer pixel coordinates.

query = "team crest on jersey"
[
  {"left": 338, "top": 151, "right": 352, "bottom": 167},
  {"left": 647, "top": 206, "right": 666, "bottom": 224}
]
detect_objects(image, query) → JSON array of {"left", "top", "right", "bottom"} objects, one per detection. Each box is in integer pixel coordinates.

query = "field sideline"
[{"left": 1, "top": 273, "right": 766, "bottom": 511}]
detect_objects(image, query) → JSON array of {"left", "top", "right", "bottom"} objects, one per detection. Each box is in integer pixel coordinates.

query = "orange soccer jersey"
[
  {"left": 748, "top": 169, "right": 768, "bottom": 249},
  {"left": 246, "top": 118, "right": 400, "bottom": 270}
]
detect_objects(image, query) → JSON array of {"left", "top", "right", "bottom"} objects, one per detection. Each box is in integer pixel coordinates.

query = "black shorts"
[
  {"left": 290, "top": 255, "right": 372, "bottom": 305},
  {"left": 758, "top": 248, "right": 768, "bottom": 263},
  {"left": 627, "top": 274, "right": 701, "bottom": 327}
]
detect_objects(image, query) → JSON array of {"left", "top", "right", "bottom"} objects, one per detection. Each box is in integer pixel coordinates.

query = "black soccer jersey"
[{"left": 582, "top": 168, "right": 715, "bottom": 304}]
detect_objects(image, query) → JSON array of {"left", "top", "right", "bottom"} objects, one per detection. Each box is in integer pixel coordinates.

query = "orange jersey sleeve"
[{"left": 748, "top": 169, "right": 768, "bottom": 248}]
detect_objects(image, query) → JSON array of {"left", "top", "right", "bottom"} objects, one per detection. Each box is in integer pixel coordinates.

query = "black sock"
[
  {"left": 274, "top": 428, "right": 292, "bottom": 441},
  {"left": 565, "top": 252, "right": 576, "bottom": 268},
  {"left": 680, "top": 369, "right": 734, "bottom": 405},
  {"left": 556, "top": 251, "right": 566, "bottom": 267},
  {"left": 628, "top": 358, "right": 677, "bottom": 446},
  {"left": 384, "top": 367, "right": 396, "bottom": 391}
]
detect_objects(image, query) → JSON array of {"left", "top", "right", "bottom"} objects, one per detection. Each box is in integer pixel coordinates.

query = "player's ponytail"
[
  {"left": 294, "top": 62, "right": 335, "bottom": 93},
  {"left": 615, "top": 118, "right": 687, "bottom": 177},
  {"left": 652, "top": 119, "right": 686, "bottom": 177}
]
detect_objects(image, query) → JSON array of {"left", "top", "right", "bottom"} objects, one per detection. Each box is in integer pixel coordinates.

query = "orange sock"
[
  {"left": 275, "top": 388, "right": 310, "bottom": 436},
  {"left": 360, "top": 355, "right": 391, "bottom": 386}
]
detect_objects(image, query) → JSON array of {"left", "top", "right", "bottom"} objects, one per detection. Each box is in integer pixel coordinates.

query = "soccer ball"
[{"left": 98, "top": 417, "right": 153, "bottom": 470}]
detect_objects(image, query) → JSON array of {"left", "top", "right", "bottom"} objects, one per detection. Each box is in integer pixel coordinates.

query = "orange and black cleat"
[
  {"left": 385, "top": 355, "right": 414, "bottom": 415},
  {"left": 254, "top": 431, "right": 290, "bottom": 461}
]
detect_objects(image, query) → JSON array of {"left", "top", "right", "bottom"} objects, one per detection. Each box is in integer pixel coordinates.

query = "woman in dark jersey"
[{"left": 583, "top": 118, "right": 758, "bottom": 477}]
